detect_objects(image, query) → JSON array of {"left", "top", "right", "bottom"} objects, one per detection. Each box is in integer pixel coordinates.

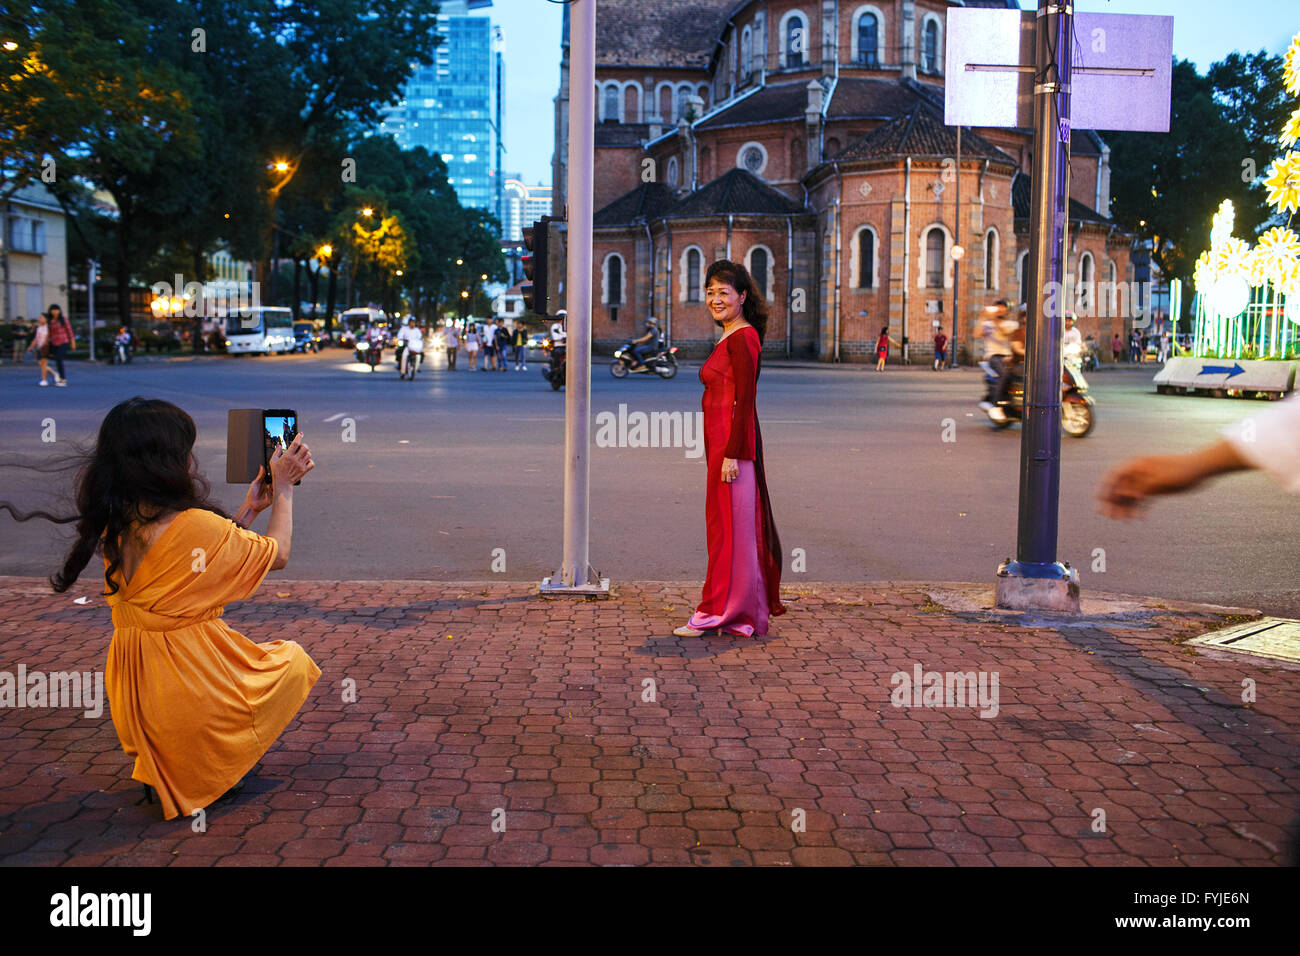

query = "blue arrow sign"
[{"left": 1199, "top": 363, "right": 1245, "bottom": 378}]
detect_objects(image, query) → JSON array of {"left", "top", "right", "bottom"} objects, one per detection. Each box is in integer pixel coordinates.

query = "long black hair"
[
  {"left": 0, "top": 397, "right": 227, "bottom": 594},
  {"left": 705, "top": 259, "right": 769, "bottom": 344}
]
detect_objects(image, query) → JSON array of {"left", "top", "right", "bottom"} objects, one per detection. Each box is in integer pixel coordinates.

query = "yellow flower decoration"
[
  {"left": 1285, "top": 33, "right": 1300, "bottom": 97},
  {"left": 1193, "top": 250, "right": 1214, "bottom": 290},
  {"left": 1244, "top": 246, "right": 1270, "bottom": 288},
  {"left": 1209, "top": 199, "right": 1236, "bottom": 249},
  {"left": 1281, "top": 261, "right": 1300, "bottom": 299},
  {"left": 1255, "top": 227, "right": 1300, "bottom": 282},
  {"left": 1263, "top": 151, "right": 1300, "bottom": 215},
  {"left": 1282, "top": 108, "right": 1300, "bottom": 151},
  {"left": 1213, "top": 235, "right": 1251, "bottom": 276}
]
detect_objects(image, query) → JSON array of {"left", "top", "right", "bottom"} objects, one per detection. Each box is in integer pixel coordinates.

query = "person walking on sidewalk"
[
  {"left": 875, "top": 325, "right": 901, "bottom": 371},
  {"left": 1111, "top": 332, "right": 1123, "bottom": 363},
  {"left": 10, "top": 316, "right": 29, "bottom": 363},
  {"left": 30, "top": 313, "right": 51, "bottom": 385},
  {"left": 511, "top": 321, "right": 527, "bottom": 370},
  {"left": 933, "top": 328, "right": 948, "bottom": 370},
  {"left": 46, "top": 303, "right": 74, "bottom": 386},
  {"left": 496, "top": 319, "right": 510, "bottom": 372},
  {"left": 674, "top": 259, "right": 785, "bottom": 639},
  {"left": 0, "top": 398, "right": 320, "bottom": 821},
  {"left": 444, "top": 322, "right": 459, "bottom": 370},
  {"left": 465, "top": 324, "right": 480, "bottom": 370}
]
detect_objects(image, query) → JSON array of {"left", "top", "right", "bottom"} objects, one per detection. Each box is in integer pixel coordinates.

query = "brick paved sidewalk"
[{"left": 1, "top": 577, "right": 1297, "bottom": 866}]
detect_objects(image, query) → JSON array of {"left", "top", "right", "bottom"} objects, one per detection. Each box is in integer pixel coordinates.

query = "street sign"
[{"left": 945, "top": 10, "right": 1173, "bottom": 132}]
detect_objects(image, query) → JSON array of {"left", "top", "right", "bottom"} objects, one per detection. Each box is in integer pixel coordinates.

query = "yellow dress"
[{"left": 104, "top": 508, "right": 320, "bottom": 820}]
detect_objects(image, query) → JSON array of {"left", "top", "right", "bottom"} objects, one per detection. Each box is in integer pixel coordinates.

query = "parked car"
[{"left": 293, "top": 321, "right": 322, "bottom": 352}]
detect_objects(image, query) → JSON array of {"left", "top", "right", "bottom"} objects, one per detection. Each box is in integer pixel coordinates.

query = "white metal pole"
[{"left": 560, "top": 0, "right": 596, "bottom": 588}]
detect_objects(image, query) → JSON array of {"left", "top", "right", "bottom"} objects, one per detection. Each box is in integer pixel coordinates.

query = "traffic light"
[{"left": 522, "top": 218, "right": 549, "bottom": 317}]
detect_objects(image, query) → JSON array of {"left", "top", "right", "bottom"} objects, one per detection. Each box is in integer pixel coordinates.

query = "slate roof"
[
  {"left": 827, "top": 101, "right": 1017, "bottom": 164},
  {"left": 591, "top": 0, "right": 736, "bottom": 69},
  {"left": 696, "top": 77, "right": 947, "bottom": 130},
  {"left": 661, "top": 168, "right": 806, "bottom": 218},
  {"left": 1012, "top": 172, "right": 1115, "bottom": 225},
  {"left": 696, "top": 82, "right": 809, "bottom": 129},
  {"left": 595, "top": 122, "right": 655, "bottom": 148},
  {"left": 593, "top": 182, "right": 676, "bottom": 226},
  {"left": 826, "top": 77, "right": 944, "bottom": 120}
]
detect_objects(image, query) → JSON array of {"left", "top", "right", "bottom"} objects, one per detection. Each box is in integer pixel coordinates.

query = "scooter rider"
[
  {"left": 1062, "top": 311, "right": 1083, "bottom": 364},
  {"left": 396, "top": 316, "right": 424, "bottom": 376},
  {"left": 629, "top": 316, "right": 661, "bottom": 369},
  {"left": 549, "top": 310, "right": 567, "bottom": 346},
  {"left": 978, "top": 300, "right": 1015, "bottom": 418}
]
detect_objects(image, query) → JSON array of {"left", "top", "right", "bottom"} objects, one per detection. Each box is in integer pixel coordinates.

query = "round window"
[{"left": 741, "top": 146, "right": 764, "bottom": 172}]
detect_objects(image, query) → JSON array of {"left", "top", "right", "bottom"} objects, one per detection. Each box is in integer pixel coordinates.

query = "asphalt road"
[{"left": 1, "top": 348, "right": 1296, "bottom": 616}]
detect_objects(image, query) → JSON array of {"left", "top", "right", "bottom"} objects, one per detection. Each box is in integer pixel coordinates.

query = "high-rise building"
[
  {"left": 379, "top": 0, "right": 497, "bottom": 211},
  {"left": 502, "top": 174, "right": 554, "bottom": 242}
]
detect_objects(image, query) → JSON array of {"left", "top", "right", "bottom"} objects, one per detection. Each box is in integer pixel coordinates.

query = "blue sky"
[{"left": 490, "top": 0, "right": 1299, "bottom": 187}]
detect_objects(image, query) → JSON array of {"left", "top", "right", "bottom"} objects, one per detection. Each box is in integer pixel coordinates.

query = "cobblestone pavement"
[{"left": 1, "top": 577, "right": 1296, "bottom": 866}]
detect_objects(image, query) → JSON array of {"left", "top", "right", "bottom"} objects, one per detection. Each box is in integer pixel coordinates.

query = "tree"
[
  {"left": 1208, "top": 50, "right": 1291, "bottom": 235},
  {"left": 1104, "top": 52, "right": 1291, "bottom": 289}
]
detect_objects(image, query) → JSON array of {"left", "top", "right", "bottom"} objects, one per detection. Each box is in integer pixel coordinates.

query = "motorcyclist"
[
  {"left": 1062, "top": 311, "right": 1083, "bottom": 364},
  {"left": 629, "top": 316, "right": 662, "bottom": 369},
  {"left": 987, "top": 305, "right": 1026, "bottom": 423},
  {"left": 549, "top": 310, "right": 567, "bottom": 347},
  {"left": 396, "top": 316, "right": 424, "bottom": 376},
  {"left": 978, "top": 300, "right": 1015, "bottom": 418},
  {"left": 114, "top": 326, "right": 132, "bottom": 363}
]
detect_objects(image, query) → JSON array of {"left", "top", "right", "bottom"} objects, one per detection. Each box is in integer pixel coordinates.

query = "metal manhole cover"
[{"left": 1187, "top": 618, "right": 1300, "bottom": 664}]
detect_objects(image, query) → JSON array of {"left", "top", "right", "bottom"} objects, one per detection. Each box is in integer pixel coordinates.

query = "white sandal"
[{"left": 672, "top": 624, "right": 713, "bottom": 638}]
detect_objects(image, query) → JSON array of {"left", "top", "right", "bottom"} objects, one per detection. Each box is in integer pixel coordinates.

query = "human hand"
[
  {"left": 721, "top": 457, "right": 739, "bottom": 483},
  {"left": 1096, "top": 454, "right": 1208, "bottom": 520},
  {"left": 269, "top": 433, "right": 314, "bottom": 490},
  {"left": 243, "top": 465, "right": 274, "bottom": 513}
]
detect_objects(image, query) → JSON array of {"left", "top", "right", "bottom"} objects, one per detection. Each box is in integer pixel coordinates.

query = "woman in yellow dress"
[{"left": 3, "top": 397, "right": 319, "bottom": 820}]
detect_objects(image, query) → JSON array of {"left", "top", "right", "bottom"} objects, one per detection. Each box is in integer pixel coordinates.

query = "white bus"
[{"left": 222, "top": 306, "right": 295, "bottom": 355}]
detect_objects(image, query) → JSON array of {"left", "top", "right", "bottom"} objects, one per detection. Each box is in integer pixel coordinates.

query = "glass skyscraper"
[{"left": 379, "top": 0, "right": 497, "bottom": 212}]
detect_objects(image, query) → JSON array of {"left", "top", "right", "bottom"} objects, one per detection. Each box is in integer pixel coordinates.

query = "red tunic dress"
[{"left": 688, "top": 325, "right": 785, "bottom": 635}]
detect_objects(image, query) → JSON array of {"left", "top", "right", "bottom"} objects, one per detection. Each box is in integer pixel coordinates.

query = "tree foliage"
[{"left": 1104, "top": 52, "right": 1289, "bottom": 286}]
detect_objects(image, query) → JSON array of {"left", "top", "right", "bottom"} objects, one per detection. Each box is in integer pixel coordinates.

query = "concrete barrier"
[{"left": 1153, "top": 356, "right": 1296, "bottom": 396}]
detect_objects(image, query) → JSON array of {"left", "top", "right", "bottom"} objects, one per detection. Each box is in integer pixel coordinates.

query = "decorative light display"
[{"left": 1192, "top": 30, "right": 1300, "bottom": 361}]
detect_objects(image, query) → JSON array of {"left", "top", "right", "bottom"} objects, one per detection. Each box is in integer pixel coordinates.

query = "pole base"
[
  {"left": 539, "top": 566, "right": 610, "bottom": 598},
  {"left": 994, "top": 560, "right": 1080, "bottom": 613}
]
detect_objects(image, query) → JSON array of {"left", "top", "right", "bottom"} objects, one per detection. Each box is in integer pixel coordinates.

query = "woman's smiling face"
[{"left": 706, "top": 278, "right": 745, "bottom": 325}]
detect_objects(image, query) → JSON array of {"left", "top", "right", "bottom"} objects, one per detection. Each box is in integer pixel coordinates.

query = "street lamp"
[
  {"left": 2, "top": 40, "right": 18, "bottom": 51},
  {"left": 361, "top": 207, "right": 374, "bottom": 218}
]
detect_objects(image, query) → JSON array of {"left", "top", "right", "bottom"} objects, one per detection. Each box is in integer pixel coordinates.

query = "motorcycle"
[
  {"left": 610, "top": 341, "right": 678, "bottom": 379},
  {"left": 111, "top": 337, "right": 133, "bottom": 365},
  {"left": 394, "top": 342, "right": 423, "bottom": 380},
  {"left": 541, "top": 338, "right": 566, "bottom": 390},
  {"left": 980, "top": 358, "right": 1095, "bottom": 437},
  {"left": 355, "top": 339, "right": 382, "bottom": 371}
]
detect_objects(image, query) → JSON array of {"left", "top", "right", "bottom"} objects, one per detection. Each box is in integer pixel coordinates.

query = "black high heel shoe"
[{"left": 141, "top": 784, "right": 156, "bottom": 805}]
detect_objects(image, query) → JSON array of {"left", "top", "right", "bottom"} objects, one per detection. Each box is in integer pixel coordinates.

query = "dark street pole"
[{"left": 997, "top": 0, "right": 1075, "bottom": 605}]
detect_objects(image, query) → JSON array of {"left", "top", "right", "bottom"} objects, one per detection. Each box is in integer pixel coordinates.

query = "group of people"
[
  {"left": 1111, "top": 328, "right": 1173, "bottom": 363},
  {"left": 4, "top": 303, "right": 76, "bottom": 386},
  {"left": 363, "top": 316, "right": 533, "bottom": 373}
]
